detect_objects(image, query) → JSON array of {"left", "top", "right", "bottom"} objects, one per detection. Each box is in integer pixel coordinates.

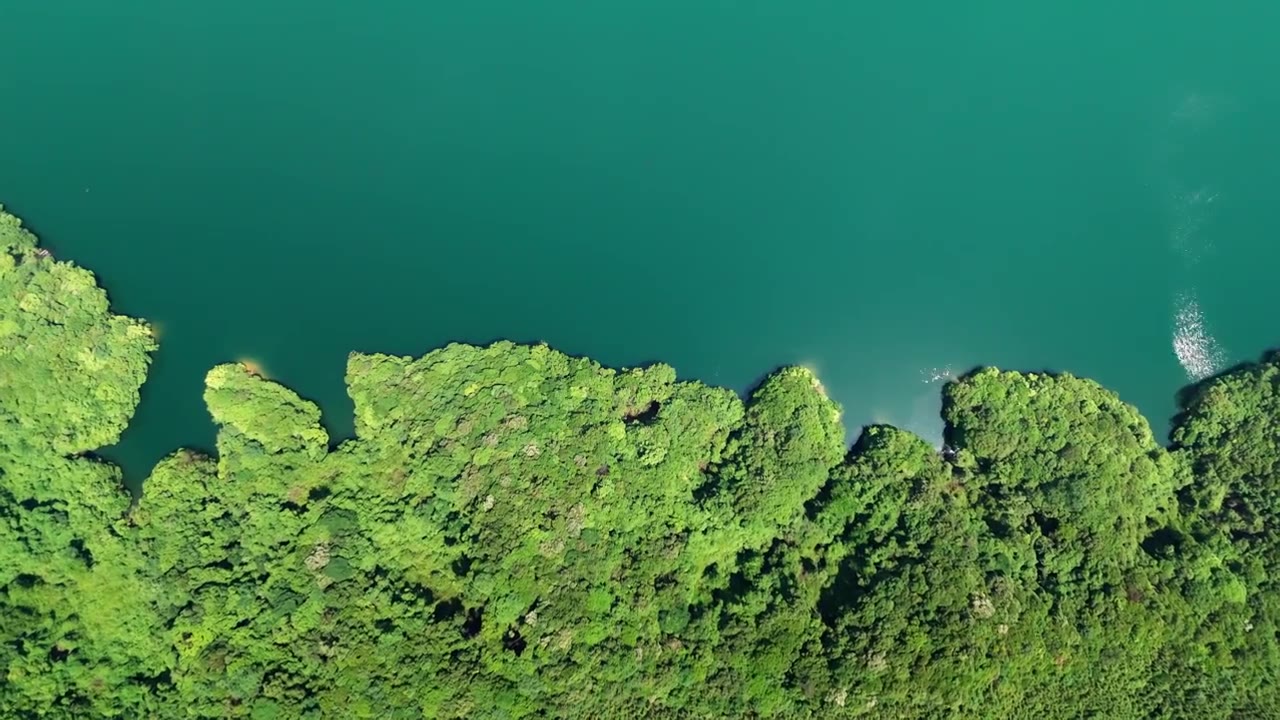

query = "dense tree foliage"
[
  {"left": 0, "top": 208, "right": 161, "bottom": 716},
  {"left": 3, "top": 205, "right": 1280, "bottom": 718}
]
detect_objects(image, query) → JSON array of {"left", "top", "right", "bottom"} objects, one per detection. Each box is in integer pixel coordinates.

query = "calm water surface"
[{"left": 3, "top": 2, "right": 1280, "bottom": 484}]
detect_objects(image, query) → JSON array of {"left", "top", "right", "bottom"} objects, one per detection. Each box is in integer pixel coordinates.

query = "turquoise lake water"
[{"left": 3, "top": 2, "right": 1279, "bottom": 483}]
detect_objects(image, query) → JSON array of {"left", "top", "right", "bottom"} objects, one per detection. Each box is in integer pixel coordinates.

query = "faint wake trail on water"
[
  {"left": 1169, "top": 186, "right": 1220, "bottom": 265},
  {"left": 1160, "top": 91, "right": 1233, "bottom": 381}
]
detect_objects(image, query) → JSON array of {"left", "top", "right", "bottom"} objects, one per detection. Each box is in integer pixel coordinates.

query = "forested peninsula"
[{"left": 3, "top": 206, "right": 1279, "bottom": 719}]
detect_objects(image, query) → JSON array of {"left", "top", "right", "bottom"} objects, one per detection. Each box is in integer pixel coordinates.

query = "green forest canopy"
[{"left": 3, "top": 205, "right": 1279, "bottom": 718}]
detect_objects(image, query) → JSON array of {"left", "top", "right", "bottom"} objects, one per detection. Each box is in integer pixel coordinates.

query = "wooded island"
[{"left": 3, "top": 208, "right": 1276, "bottom": 718}]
